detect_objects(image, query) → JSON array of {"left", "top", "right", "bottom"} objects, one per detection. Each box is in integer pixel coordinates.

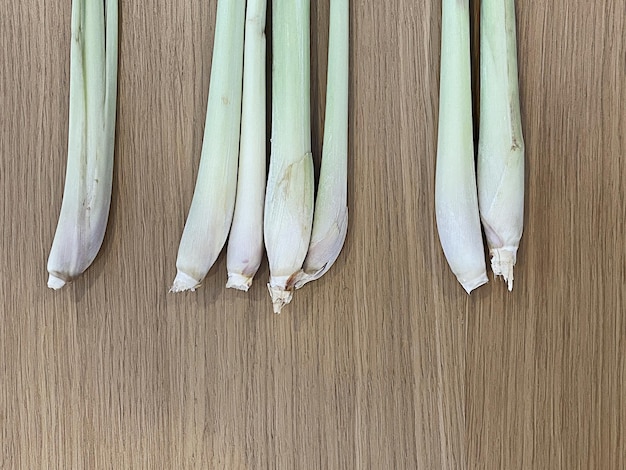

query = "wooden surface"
[{"left": 1, "top": 1, "right": 625, "bottom": 468}]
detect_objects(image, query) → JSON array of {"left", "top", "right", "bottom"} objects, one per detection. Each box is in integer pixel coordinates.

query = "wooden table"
[{"left": 1, "top": 1, "right": 624, "bottom": 468}]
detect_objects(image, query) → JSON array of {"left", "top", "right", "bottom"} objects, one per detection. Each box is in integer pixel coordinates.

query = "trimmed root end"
[
  {"left": 47, "top": 274, "right": 67, "bottom": 290},
  {"left": 459, "top": 273, "right": 489, "bottom": 295},
  {"left": 267, "top": 283, "right": 294, "bottom": 314},
  {"left": 490, "top": 247, "right": 517, "bottom": 291},
  {"left": 226, "top": 273, "right": 252, "bottom": 292},
  {"left": 170, "top": 271, "right": 201, "bottom": 293}
]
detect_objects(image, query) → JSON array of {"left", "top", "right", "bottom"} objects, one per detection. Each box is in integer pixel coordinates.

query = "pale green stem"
[
  {"left": 47, "top": 0, "right": 118, "bottom": 289},
  {"left": 295, "top": 0, "right": 349, "bottom": 289},
  {"left": 435, "top": 0, "right": 488, "bottom": 294},
  {"left": 264, "top": 0, "right": 314, "bottom": 312},
  {"left": 478, "top": 0, "right": 525, "bottom": 290},
  {"left": 172, "top": 0, "right": 246, "bottom": 292},
  {"left": 226, "top": 0, "right": 268, "bottom": 291}
]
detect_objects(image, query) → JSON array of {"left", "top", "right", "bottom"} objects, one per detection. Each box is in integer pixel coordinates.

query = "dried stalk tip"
[
  {"left": 267, "top": 280, "right": 294, "bottom": 314},
  {"left": 489, "top": 247, "right": 517, "bottom": 291}
]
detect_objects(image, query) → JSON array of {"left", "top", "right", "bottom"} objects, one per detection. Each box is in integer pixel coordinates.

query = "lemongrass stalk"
[
  {"left": 264, "top": 0, "right": 314, "bottom": 312},
  {"left": 478, "top": 0, "right": 524, "bottom": 290},
  {"left": 47, "top": 0, "right": 118, "bottom": 289},
  {"left": 225, "top": 0, "right": 267, "bottom": 291},
  {"left": 171, "top": 0, "right": 246, "bottom": 292},
  {"left": 435, "top": 0, "right": 488, "bottom": 294},
  {"left": 295, "top": 0, "right": 349, "bottom": 289}
]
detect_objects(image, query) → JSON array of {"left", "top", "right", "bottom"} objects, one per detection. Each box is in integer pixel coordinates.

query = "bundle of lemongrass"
[
  {"left": 170, "top": 0, "right": 349, "bottom": 313},
  {"left": 47, "top": 0, "right": 348, "bottom": 311},
  {"left": 435, "top": 0, "right": 524, "bottom": 293}
]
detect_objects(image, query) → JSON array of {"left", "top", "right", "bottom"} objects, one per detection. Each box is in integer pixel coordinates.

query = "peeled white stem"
[
  {"left": 226, "top": 0, "right": 267, "bottom": 292},
  {"left": 435, "top": 0, "right": 488, "bottom": 294},
  {"left": 171, "top": 0, "right": 245, "bottom": 292},
  {"left": 478, "top": 0, "right": 524, "bottom": 291},
  {"left": 295, "top": 0, "right": 349, "bottom": 289},
  {"left": 264, "top": 0, "right": 314, "bottom": 312},
  {"left": 47, "top": 0, "right": 118, "bottom": 289}
]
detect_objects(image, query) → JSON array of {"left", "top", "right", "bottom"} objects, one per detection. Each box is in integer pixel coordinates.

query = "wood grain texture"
[{"left": 0, "top": 1, "right": 624, "bottom": 468}]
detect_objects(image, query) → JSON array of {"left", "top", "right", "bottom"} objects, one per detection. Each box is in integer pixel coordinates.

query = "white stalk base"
[
  {"left": 226, "top": 273, "right": 252, "bottom": 292},
  {"left": 47, "top": 274, "right": 68, "bottom": 290},
  {"left": 458, "top": 272, "right": 489, "bottom": 295},
  {"left": 170, "top": 271, "right": 201, "bottom": 292}
]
